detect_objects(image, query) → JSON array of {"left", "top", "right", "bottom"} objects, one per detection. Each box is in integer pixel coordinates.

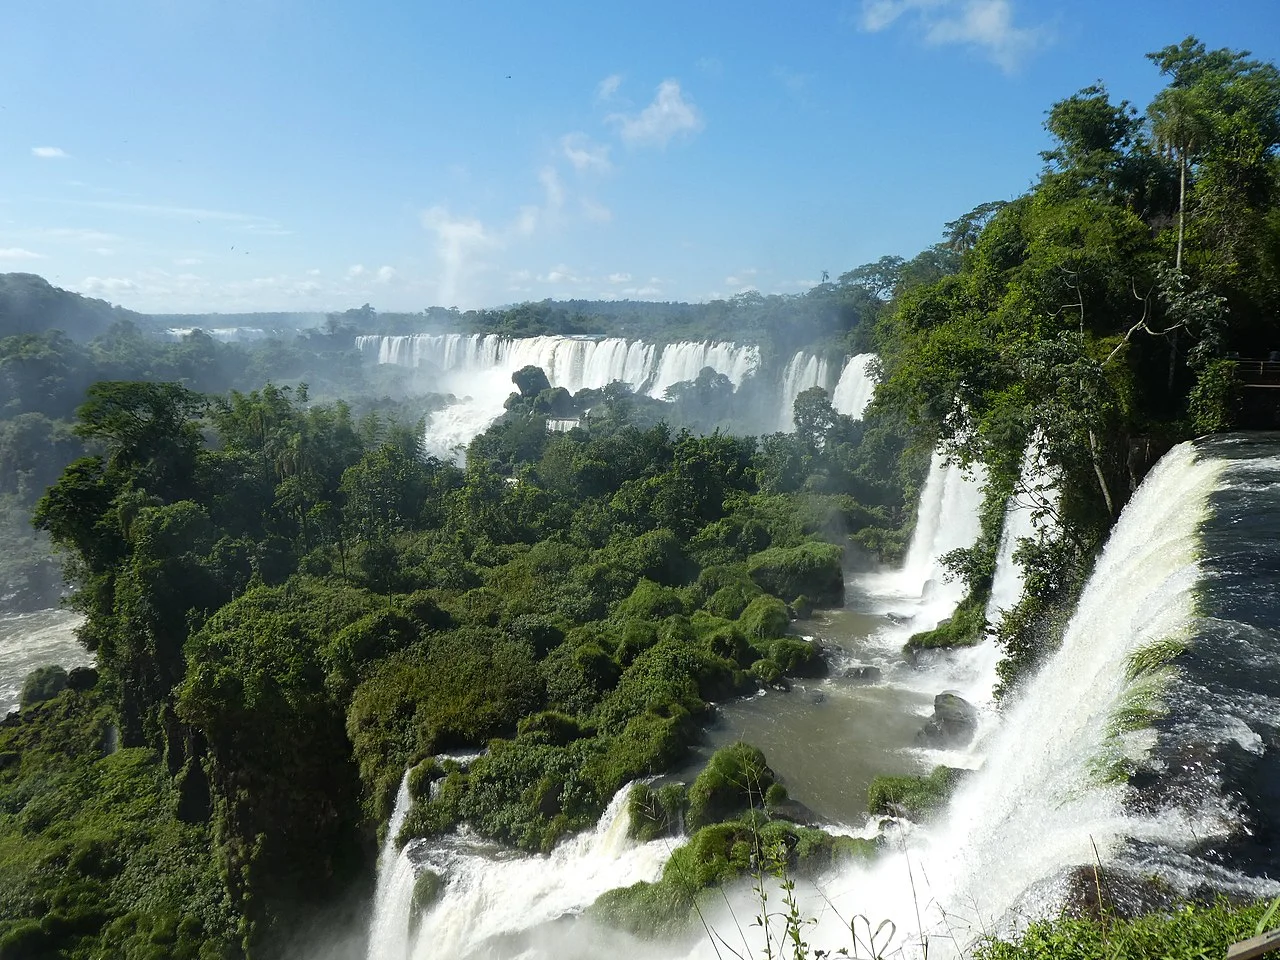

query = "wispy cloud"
[
  {"left": 32, "top": 146, "right": 68, "bottom": 159},
  {"left": 347, "top": 264, "right": 366, "bottom": 278},
  {"left": 561, "top": 133, "right": 612, "bottom": 173},
  {"left": 375, "top": 265, "right": 397, "bottom": 283},
  {"left": 0, "top": 247, "right": 45, "bottom": 260},
  {"left": 858, "top": 0, "right": 1050, "bottom": 72},
  {"left": 608, "top": 80, "right": 704, "bottom": 148},
  {"left": 82, "top": 276, "right": 138, "bottom": 294},
  {"left": 607, "top": 272, "right": 632, "bottom": 284},
  {"left": 581, "top": 199, "right": 612, "bottom": 223},
  {"left": 62, "top": 198, "right": 284, "bottom": 228},
  {"left": 595, "top": 73, "right": 623, "bottom": 102}
]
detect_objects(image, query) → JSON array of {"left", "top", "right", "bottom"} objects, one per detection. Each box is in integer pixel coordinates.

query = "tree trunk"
[
  {"left": 1088, "top": 428, "right": 1116, "bottom": 518},
  {"left": 1176, "top": 152, "right": 1186, "bottom": 271},
  {"left": 1169, "top": 152, "right": 1186, "bottom": 393}
]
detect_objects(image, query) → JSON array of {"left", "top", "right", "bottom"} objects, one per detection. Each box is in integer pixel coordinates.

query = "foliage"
[
  {"left": 974, "top": 899, "right": 1273, "bottom": 960},
  {"left": 866, "top": 766, "right": 966, "bottom": 820},
  {"left": 20, "top": 664, "right": 69, "bottom": 709}
]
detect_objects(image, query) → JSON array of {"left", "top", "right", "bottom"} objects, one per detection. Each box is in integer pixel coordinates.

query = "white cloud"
[
  {"left": 92, "top": 247, "right": 114, "bottom": 256},
  {"left": 857, "top": 0, "right": 1049, "bottom": 71},
  {"left": 608, "top": 80, "right": 704, "bottom": 147},
  {"left": 306, "top": 268, "right": 321, "bottom": 276},
  {"left": 561, "top": 133, "right": 612, "bottom": 173},
  {"left": 82, "top": 276, "right": 138, "bottom": 294},
  {"left": 607, "top": 273, "right": 631, "bottom": 284},
  {"left": 69, "top": 199, "right": 283, "bottom": 227},
  {"left": 347, "top": 264, "right": 367, "bottom": 278},
  {"left": 541, "top": 264, "right": 581, "bottom": 284},
  {"left": 176, "top": 257, "right": 203, "bottom": 266},
  {"left": 32, "top": 146, "right": 68, "bottom": 159},
  {"left": 581, "top": 199, "right": 612, "bottom": 223},
  {"left": 0, "top": 247, "right": 44, "bottom": 260},
  {"left": 622, "top": 285, "right": 662, "bottom": 297},
  {"left": 375, "top": 265, "right": 397, "bottom": 283},
  {"left": 595, "top": 74, "right": 623, "bottom": 102}
]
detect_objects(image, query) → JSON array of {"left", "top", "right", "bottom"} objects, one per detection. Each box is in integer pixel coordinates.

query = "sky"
[{"left": 3, "top": 0, "right": 1280, "bottom": 315}]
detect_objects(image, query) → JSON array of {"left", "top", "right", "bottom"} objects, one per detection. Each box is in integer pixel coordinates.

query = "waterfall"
[
  {"left": 365, "top": 773, "right": 417, "bottom": 960},
  {"left": 713, "top": 438, "right": 1276, "bottom": 959},
  {"left": 367, "top": 784, "right": 672, "bottom": 960},
  {"left": 356, "top": 333, "right": 761, "bottom": 457},
  {"left": 830, "top": 353, "right": 877, "bottom": 421},
  {"left": 986, "top": 441, "right": 1059, "bottom": 623},
  {"left": 776, "top": 351, "right": 833, "bottom": 430},
  {"left": 857, "top": 450, "right": 987, "bottom": 636}
]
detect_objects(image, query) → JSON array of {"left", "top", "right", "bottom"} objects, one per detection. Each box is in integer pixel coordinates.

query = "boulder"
[
  {"left": 916, "top": 690, "right": 978, "bottom": 747},
  {"left": 842, "top": 665, "right": 883, "bottom": 683}
]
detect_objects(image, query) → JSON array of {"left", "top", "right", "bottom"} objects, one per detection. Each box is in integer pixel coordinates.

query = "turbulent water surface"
[{"left": 0, "top": 608, "right": 89, "bottom": 715}]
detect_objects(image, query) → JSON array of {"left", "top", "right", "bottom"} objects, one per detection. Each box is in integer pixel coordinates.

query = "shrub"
[
  {"left": 686, "top": 743, "right": 776, "bottom": 830},
  {"left": 738, "top": 596, "right": 790, "bottom": 641},
  {"left": 627, "top": 782, "right": 688, "bottom": 842},
  {"left": 867, "top": 765, "right": 965, "bottom": 819},
  {"left": 20, "top": 665, "right": 68, "bottom": 708},
  {"left": 746, "top": 541, "right": 844, "bottom": 606}
]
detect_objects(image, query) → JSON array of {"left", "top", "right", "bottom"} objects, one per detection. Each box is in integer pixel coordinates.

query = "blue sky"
[{"left": 3, "top": 0, "right": 1279, "bottom": 314}]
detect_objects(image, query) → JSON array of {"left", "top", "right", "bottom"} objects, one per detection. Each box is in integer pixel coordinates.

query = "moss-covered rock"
[
  {"left": 590, "top": 814, "right": 876, "bottom": 937},
  {"left": 627, "top": 782, "right": 688, "bottom": 842},
  {"left": 20, "top": 665, "right": 68, "bottom": 709},
  {"left": 867, "top": 765, "right": 966, "bottom": 820},
  {"left": 408, "top": 869, "right": 445, "bottom": 935},
  {"left": 746, "top": 542, "right": 844, "bottom": 607},
  {"left": 738, "top": 596, "right": 790, "bottom": 641},
  {"left": 687, "top": 743, "right": 776, "bottom": 830}
]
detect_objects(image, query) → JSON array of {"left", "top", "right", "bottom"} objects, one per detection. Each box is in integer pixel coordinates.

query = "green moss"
[
  {"left": 867, "top": 766, "right": 965, "bottom": 820},
  {"left": 746, "top": 541, "right": 844, "bottom": 606},
  {"left": 590, "top": 814, "right": 876, "bottom": 938},
  {"left": 905, "top": 592, "right": 988, "bottom": 651},
  {"left": 738, "top": 595, "right": 791, "bottom": 641},
  {"left": 19, "top": 664, "right": 68, "bottom": 709},
  {"left": 686, "top": 743, "right": 776, "bottom": 830},
  {"left": 408, "top": 869, "right": 445, "bottom": 934},
  {"left": 627, "top": 782, "right": 688, "bottom": 842}
]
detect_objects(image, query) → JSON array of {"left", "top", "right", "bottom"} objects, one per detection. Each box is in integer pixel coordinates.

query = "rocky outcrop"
[{"left": 916, "top": 690, "right": 978, "bottom": 747}]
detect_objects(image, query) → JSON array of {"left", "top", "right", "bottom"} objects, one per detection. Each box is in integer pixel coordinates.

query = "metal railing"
[{"left": 1232, "top": 359, "right": 1280, "bottom": 387}]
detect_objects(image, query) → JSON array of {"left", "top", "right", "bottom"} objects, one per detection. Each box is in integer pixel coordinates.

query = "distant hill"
[{"left": 0, "top": 273, "right": 143, "bottom": 340}]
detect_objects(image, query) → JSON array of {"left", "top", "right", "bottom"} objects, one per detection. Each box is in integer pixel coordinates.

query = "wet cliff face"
[{"left": 1142, "top": 434, "right": 1280, "bottom": 882}]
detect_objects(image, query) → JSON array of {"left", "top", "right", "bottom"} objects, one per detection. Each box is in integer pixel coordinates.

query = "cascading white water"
[
  {"left": 776, "top": 351, "right": 832, "bottom": 430},
  {"left": 986, "top": 441, "right": 1060, "bottom": 624},
  {"left": 697, "top": 440, "right": 1263, "bottom": 959},
  {"left": 830, "top": 353, "right": 877, "bottom": 421},
  {"left": 356, "top": 334, "right": 761, "bottom": 458},
  {"left": 372, "top": 784, "right": 672, "bottom": 960},
  {"left": 857, "top": 451, "right": 987, "bottom": 640},
  {"left": 365, "top": 773, "right": 417, "bottom": 960}
]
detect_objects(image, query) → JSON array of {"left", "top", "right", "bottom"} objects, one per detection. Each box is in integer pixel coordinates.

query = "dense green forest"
[{"left": 1, "top": 35, "right": 1279, "bottom": 960}]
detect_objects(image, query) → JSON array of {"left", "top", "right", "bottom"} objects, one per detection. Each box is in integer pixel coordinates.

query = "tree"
[{"left": 512, "top": 365, "right": 552, "bottom": 398}]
